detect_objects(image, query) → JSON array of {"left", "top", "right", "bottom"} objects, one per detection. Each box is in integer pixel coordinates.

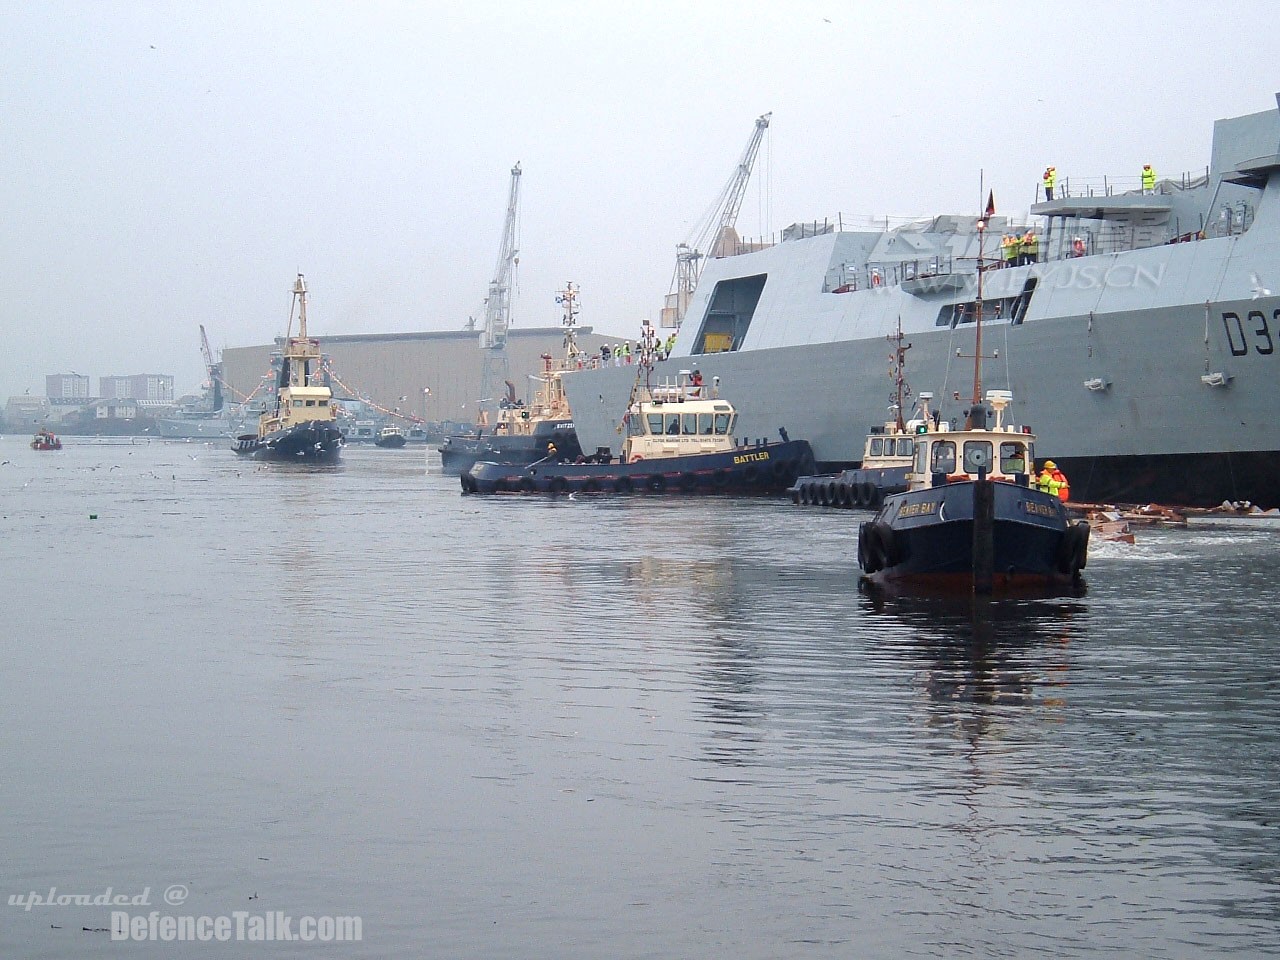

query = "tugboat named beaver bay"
[
  {"left": 858, "top": 204, "right": 1089, "bottom": 593},
  {"left": 233, "top": 274, "right": 343, "bottom": 463},
  {"left": 462, "top": 364, "right": 815, "bottom": 495}
]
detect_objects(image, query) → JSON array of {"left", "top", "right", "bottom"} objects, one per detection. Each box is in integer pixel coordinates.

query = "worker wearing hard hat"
[
  {"left": 1042, "top": 165, "right": 1057, "bottom": 201},
  {"left": 1021, "top": 229, "right": 1040, "bottom": 265},
  {"left": 1037, "top": 460, "right": 1070, "bottom": 501},
  {"left": 1001, "top": 233, "right": 1019, "bottom": 268},
  {"left": 1142, "top": 164, "right": 1156, "bottom": 194}
]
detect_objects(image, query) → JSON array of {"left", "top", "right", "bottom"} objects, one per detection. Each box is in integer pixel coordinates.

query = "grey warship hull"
[{"left": 564, "top": 98, "right": 1280, "bottom": 508}]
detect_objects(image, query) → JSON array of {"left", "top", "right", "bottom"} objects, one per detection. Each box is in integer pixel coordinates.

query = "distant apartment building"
[
  {"left": 98, "top": 374, "right": 173, "bottom": 402},
  {"left": 45, "top": 373, "right": 90, "bottom": 399}
]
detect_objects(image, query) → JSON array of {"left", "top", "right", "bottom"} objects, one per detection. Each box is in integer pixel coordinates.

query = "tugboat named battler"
[
  {"left": 233, "top": 274, "right": 343, "bottom": 463},
  {"left": 858, "top": 202, "right": 1089, "bottom": 593},
  {"left": 462, "top": 366, "right": 815, "bottom": 495}
]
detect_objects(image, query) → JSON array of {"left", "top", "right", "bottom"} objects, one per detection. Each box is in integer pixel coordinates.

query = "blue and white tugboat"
[
  {"left": 461, "top": 369, "right": 814, "bottom": 495},
  {"left": 858, "top": 214, "right": 1089, "bottom": 593},
  {"left": 233, "top": 274, "right": 343, "bottom": 463}
]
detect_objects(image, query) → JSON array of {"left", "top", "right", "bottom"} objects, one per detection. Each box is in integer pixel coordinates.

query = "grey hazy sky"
[{"left": 3, "top": 0, "right": 1278, "bottom": 398}]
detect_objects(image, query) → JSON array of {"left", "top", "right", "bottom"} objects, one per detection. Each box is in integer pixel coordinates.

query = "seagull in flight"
[{"left": 1251, "top": 272, "right": 1271, "bottom": 299}]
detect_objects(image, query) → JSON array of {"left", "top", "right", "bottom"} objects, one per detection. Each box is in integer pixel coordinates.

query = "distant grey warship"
[{"left": 564, "top": 95, "right": 1280, "bottom": 507}]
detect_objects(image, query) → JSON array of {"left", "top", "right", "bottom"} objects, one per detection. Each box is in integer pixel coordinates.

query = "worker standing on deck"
[
  {"left": 1002, "top": 233, "right": 1019, "bottom": 268},
  {"left": 1142, "top": 164, "right": 1156, "bottom": 194},
  {"left": 1038, "top": 460, "right": 1070, "bottom": 501},
  {"left": 1042, "top": 166, "right": 1057, "bottom": 201},
  {"left": 1022, "top": 229, "right": 1040, "bottom": 265}
]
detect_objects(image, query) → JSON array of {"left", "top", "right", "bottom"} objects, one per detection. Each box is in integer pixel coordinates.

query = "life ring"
[
  {"left": 631, "top": 455, "right": 644, "bottom": 463},
  {"left": 678, "top": 472, "right": 698, "bottom": 492},
  {"left": 646, "top": 474, "right": 666, "bottom": 493},
  {"left": 614, "top": 476, "right": 633, "bottom": 494}
]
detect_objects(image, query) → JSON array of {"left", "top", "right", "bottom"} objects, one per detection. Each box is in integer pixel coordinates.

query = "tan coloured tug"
[{"left": 233, "top": 274, "right": 344, "bottom": 462}]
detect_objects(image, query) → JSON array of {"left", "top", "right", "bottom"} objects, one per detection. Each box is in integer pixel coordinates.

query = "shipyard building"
[{"left": 220, "top": 326, "right": 614, "bottom": 426}]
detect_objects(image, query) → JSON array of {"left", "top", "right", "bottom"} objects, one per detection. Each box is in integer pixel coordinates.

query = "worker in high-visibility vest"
[
  {"left": 1002, "top": 234, "right": 1019, "bottom": 268},
  {"left": 1042, "top": 166, "right": 1057, "bottom": 201},
  {"left": 1022, "top": 230, "right": 1040, "bottom": 265},
  {"left": 1141, "top": 164, "right": 1156, "bottom": 194}
]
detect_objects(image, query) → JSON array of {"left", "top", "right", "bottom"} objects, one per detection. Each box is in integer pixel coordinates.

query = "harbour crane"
[
  {"left": 661, "top": 112, "right": 771, "bottom": 329},
  {"left": 199, "top": 323, "right": 224, "bottom": 412},
  {"left": 478, "top": 162, "right": 522, "bottom": 421}
]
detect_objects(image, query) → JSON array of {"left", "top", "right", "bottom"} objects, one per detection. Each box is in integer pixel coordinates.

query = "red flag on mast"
[{"left": 984, "top": 190, "right": 996, "bottom": 219}]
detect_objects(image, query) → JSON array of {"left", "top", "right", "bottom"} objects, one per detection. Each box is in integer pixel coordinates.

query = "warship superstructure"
[{"left": 564, "top": 96, "right": 1280, "bottom": 507}]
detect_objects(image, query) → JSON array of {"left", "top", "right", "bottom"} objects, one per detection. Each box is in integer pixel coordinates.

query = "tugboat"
[
  {"left": 30, "top": 427, "right": 62, "bottom": 451},
  {"left": 792, "top": 322, "right": 916, "bottom": 510},
  {"left": 857, "top": 209, "right": 1089, "bottom": 593},
  {"left": 374, "top": 424, "right": 407, "bottom": 448},
  {"left": 232, "top": 274, "right": 343, "bottom": 463},
  {"left": 439, "top": 282, "right": 586, "bottom": 475},
  {"left": 462, "top": 369, "right": 815, "bottom": 495}
]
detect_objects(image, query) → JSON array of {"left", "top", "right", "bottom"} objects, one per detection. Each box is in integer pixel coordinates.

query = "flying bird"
[{"left": 1251, "top": 272, "right": 1271, "bottom": 299}]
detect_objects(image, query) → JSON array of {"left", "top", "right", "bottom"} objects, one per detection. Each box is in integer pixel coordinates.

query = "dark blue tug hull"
[
  {"left": 859, "top": 478, "right": 1089, "bottom": 592},
  {"left": 233, "top": 422, "right": 344, "bottom": 463},
  {"left": 439, "top": 420, "right": 581, "bottom": 476},
  {"left": 461, "top": 439, "right": 816, "bottom": 495}
]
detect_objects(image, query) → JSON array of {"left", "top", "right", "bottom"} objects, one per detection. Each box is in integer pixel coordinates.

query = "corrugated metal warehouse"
[{"left": 221, "top": 326, "right": 614, "bottom": 426}]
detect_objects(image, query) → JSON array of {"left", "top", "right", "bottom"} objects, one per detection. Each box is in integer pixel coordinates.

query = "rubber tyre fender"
[
  {"left": 743, "top": 464, "right": 760, "bottom": 485},
  {"left": 581, "top": 479, "right": 601, "bottom": 493},
  {"left": 646, "top": 474, "right": 666, "bottom": 493},
  {"left": 678, "top": 472, "right": 698, "bottom": 492},
  {"left": 614, "top": 476, "right": 633, "bottom": 494},
  {"left": 837, "top": 482, "right": 853, "bottom": 508},
  {"left": 867, "top": 520, "right": 901, "bottom": 567},
  {"left": 518, "top": 476, "right": 536, "bottom": 492},
  {"left": 1055, "top": 522, "right": 1083, "bottom": 575},
  {"left": 861, "top": 483, "right": 882, "bottom": 510},
  {"left": 712, "top": 470, "right": 730, "bottom": 489},
  {"left": 548, "top": 476, "right": 568, "bottom": 494}
]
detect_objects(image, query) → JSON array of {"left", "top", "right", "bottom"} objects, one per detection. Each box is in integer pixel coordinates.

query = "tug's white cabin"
[
  {"left": 906, "top": 390, "right": 1036, "bottom": 490},
  {"left": 489, "top": 352, "right": 575, "bottom": 436},
  {"left": 622, "top": 371, "right": 738, "bottom": 462}
]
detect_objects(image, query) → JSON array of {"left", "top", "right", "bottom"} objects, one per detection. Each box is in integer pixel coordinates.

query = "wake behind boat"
[
  {"left": 233, "top": 275, "right": 343, "bottom": 463},
  {"left": 461, "top": 369, "right": 814, "bottom": 495}
]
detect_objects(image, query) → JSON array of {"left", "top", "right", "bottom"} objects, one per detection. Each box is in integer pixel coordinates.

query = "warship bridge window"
[
  {"left": 714, "top": 412, "right": 733, "bottom": 434},
  {"left": 647, "top": 413, "right": 664, "bottom": 434},
  {"left": 962, "top": 440, "right": 994, "bottom": 474},
  {"left": 682, "top": 413, "right": 697, "bottom": 435},
  {"left": 931, "top": 441, "right": 957, "bottom": 474},
  {"left": 698, "top": 413, "right": 714, "bottom": 435},
  {"left": 692, "top": 274, "right": 766, "bottom": 355}
]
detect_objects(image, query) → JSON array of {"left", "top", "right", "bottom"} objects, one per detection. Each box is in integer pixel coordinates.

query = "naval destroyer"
[{"left": 563, "top": 96, "right": 1280, "bottom": 507}]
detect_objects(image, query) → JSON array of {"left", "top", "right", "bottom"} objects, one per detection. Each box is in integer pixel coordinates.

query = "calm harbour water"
[{"left": 1, "top": 435, "right": 1278, "bottom": 958}]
